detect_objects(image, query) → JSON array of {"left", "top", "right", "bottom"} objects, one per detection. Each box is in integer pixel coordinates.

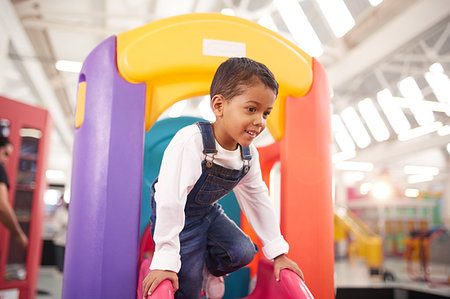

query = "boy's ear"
[{"left": 210, "top": 95, "right": 224, "bottom": 117}]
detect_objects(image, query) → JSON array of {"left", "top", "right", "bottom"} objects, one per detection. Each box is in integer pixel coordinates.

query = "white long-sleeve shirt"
[{"left": 150, "top": 124, "right": 289, "bottom": 272}]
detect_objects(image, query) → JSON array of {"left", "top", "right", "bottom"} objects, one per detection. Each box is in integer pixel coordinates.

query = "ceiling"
[{"left": 0, "top": 0, "right": 449, "bottom": 198}]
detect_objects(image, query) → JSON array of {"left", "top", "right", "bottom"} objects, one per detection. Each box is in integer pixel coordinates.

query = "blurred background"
[{"left": 0, "top": 0, "right": 449, "bottom": 298}]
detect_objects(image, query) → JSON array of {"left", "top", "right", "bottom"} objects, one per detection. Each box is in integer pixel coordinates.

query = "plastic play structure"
[{"left": 63, "top": 13, "right": 333, "bottom": 298}]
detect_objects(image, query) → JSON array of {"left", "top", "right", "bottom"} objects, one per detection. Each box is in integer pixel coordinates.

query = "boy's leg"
[
  {"left": 175, "top": 216, "right": 209, "bottom": 299},
  {"left": 205, "top": 205, "right": 258, "bottom": 277}
]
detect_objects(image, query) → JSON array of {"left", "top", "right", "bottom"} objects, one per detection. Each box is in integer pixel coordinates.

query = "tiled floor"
[
  {"left": 36, "top": 258, "right": 449, "bottom": 298},
  {"left": 36, "top": 267, "right": 63, "bottom": 299}
]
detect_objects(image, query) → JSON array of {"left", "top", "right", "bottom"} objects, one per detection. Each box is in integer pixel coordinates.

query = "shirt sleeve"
[
  {"left": 149, "top": 129, "right": 203, "bottom": 272},
  {"left": 233, "top": 146, "right": 289, "bottom": 260}
]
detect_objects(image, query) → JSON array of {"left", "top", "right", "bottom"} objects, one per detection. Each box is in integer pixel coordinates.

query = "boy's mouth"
[{"left": 245, "top": 130, "right": 258, "bottom": 138}]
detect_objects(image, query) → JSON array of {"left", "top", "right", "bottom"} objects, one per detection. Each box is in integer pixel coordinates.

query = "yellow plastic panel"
[
  {"left": 75, "top": 81, "right": 86, "bottom": 128},
  {"left": 117, "top": 13, "right": 313, "bottom": 139}
]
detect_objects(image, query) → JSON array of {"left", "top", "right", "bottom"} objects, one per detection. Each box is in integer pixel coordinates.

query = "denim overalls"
[{"left": 150, "top": 122, "right": 258, "bottom": 299}]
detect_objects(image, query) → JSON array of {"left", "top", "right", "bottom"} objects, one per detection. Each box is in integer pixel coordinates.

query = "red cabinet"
[{"left": 0, "top": 96, "right": 52, "bottom": 299}]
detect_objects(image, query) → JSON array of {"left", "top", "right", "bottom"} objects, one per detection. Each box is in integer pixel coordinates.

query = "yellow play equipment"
[{"left": 335, "top": 206, "right": 383, "bottom": 272}]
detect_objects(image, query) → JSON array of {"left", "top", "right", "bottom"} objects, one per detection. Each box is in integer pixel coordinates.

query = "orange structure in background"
[{"left": 0, "top": 96, "right": 52, "bottom": 299}]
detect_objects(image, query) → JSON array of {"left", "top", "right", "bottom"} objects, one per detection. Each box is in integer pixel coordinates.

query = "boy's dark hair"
[
  {"left": 0, "top": 136, "right": 11, "bottom": 148},
  {"left": 210, "top": 57, "right": 279, "bottom": 100}
]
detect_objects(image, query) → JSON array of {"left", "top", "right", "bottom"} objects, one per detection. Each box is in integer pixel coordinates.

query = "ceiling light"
[
  {"left": 404, "top": 188, "right": 419, "bottom": 198},
  {"left": 332, "top": 151, "right": 356, "bottom": 163},
  {"left": 398, "top": 76, "right": 435, "bottom": 125},
  {"left": 397, "top": 121, "right": 442, "bottom": 141},
  {"left": 368, "top": 0, "right": 383, "bottom": 6},
  {"left": 335, "top": 161, "right": 374, "bottom": 172},
  {"left": 360, "top": 182, "right": 372, "bottom": 195},
  {"left": 358, "top": 98, "right": 390, "bottom": 142},
  {"left": 403, "top": 165, "right": 439, "bottom": 176},
  {"left": 55, "top": 60, "right": 82, "bottom": 73},
  {"left": 438, "top": 125, "right": 450, "bottom": 136},
  {"left": 424, "top": 63, "right": 450, "bottom": 111},
  {"left": 372, "top": 181, "right": 391, "bottom": 200},
  {"left": 332, "top": 114, "right": 356, "bottom": 152},
  {"left": 315, "top": 0, "right": 355, "bottom": 38},
  {"left": 341, "top": 107, "right": 371, "bottom": 148},
  {"left": 46, "top": 169, "right": 65, "bottom": 180},
  {"left": 408, "top": 174, "right": 433, "bottom": 184},
  {"left": 220, "top": 8, "right": 235, "bottom": 16},
  {"left": 377, "top": 89, "right": 410, "bottom": 134},
  {"left": 275, "top": 0, "right": 324, "bottom": 57},
  {"left": 258, "top": 15, "right": 278, "bottom": 31}
]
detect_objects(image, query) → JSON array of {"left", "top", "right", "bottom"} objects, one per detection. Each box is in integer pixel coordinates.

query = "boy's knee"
[{"left": 232, "top": 239, "right": 257, "bottom": 267}]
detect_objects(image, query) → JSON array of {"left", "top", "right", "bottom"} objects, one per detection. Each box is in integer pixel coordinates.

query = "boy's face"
[{"left": 212, "top": 82, "right": 276, "bottom": 150}]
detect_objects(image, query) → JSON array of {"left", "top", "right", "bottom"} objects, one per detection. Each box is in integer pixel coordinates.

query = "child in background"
[{"left": 143, "top": 57, "right": 303, "bottom": 299}]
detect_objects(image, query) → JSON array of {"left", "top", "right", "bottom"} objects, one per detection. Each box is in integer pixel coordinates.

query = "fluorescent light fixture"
[
  {"left": 360, "top": 182, "right": 372, "bottom": 195},
  {"left": 438, "top": 125, "right": 450, "bottom": 136},
  {"left": 377, "top": 89, "right": 411, "bottom": 134},
  {"left": 341, "top": 107, "right": 371, "bottom": 148},
  {"left": 408, "top": 174, "right": 433, "bottom": 184},
  {"left": 55, "top": 60, "right": 82, "bottom": 73},
  {"left": 335, "top": 161, "right": 374, "bottom": 172},
  {"left": 169, "top": 100, "right": 187, "bottom": 118},
  {"left": 332, "top": 114, "right": 356, "bottom": 152},
  {"left": 403, "top": 165, "right": 439, "bottom": 176},
  {"left": 258, "top": 15, "right": 278, "bottom": 32},
  {"left": 46, "top": 169, "right": 65, "bottom": 180},
  {"left": 398, "top": 121, "right": 442, "bottom": 141},
  {"left": 358, "top": 98, "right": 390, "bottom": 142},
  {"left": 275, "top": 0, "right": 324, "bottom": 57},
  {"left": 20, "top": 128, "right": 42, "bottom": 139},
  {"left": 368, "top": 0, "right": 383, "bottom": 6},
  {"left": 220, "top": 8, "right": 235, "bottom": 16},
  {"left": 398, "top": 76, "right": 435, "bottom": 125},
  {"left": 372, "top": 181, "right": 391, "bottom": 200},
  {"left": 315, "top": 0, "right": 355, "bottom": 38},
  {"left": 404, "top": 188, "right": 419, "bottom": 198},
  {"left": 424, "top": 63, "right": 450, "bottom": 111},
  {"left": 44, "top": 189, "right": 61, "bottom": 205}
]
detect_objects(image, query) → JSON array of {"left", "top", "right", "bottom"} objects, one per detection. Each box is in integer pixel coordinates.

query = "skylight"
[
  {"left": 275, "top": 0, "right": 324, "bottom": 57},
  {"left": 358, "top": 98, "right": 390, "bottom": 142},
  {"left": 341, "top": 107, "right": 371, "bottom": 148},
  {"left": 398, "top": 76, "right": 435, "bottom": 125},
  {"left": 315, "top": 0, "right": 355, "bottom": 38},
  {"left": 377, "top": 89, "right": 411, "bottom": 134}
]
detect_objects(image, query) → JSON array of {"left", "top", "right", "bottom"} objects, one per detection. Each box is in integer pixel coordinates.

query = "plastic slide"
[
  {"left": 137, "top": 258, "right": 314, "bottom": 299},
  {"left": 334, "top": 206, "right": 383, "bottom": 270}
]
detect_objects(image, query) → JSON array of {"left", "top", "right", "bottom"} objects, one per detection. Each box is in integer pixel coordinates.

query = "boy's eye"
[
  {"left": 263, "top": 111, "right": 271, "bottom": 118},
  {"left": 248, "top": 107, "right": 256, "bottom": 112}
]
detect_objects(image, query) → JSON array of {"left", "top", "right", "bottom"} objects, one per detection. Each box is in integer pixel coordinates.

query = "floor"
[{"left": 35, "top": 258, "right": 450, "bottom": 299}]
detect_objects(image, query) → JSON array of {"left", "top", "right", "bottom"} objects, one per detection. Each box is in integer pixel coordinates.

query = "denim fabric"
[{"left": 150, "top": 122, "right": 257, "bottom": 298}]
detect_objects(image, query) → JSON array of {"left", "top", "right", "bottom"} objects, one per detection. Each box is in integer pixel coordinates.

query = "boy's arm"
[
  {"left": 273, "top": 254, "right": 304, "bottom": 281},
  {"left": 0, "top": 183, "right": 28, "bottom": 248},
  {"left": 142, "top": 270, "right": 178, "bottom": 298}
]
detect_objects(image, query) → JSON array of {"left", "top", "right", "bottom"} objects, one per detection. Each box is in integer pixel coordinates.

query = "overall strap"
[
  {"left": 196, "top": 122, "right": 217, "bottom": 168},
  {"left": 240, "top": 145, "right": 252, "bottom": 161}
]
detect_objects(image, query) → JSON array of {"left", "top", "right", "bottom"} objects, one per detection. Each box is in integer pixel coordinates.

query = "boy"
[{"left": 143, "top": 57, "right": 303, "bottom": 299}]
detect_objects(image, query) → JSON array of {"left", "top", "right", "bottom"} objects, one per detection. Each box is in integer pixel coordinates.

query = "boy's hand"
[
  {"left": 143, "top": 269, "right": 178, "bottom": 298},
  {"left": 273, "top": 254, "right": 304, "bottom": 282}
]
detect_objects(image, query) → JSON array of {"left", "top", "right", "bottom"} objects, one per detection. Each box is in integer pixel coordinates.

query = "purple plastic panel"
[{"left": 62, "top": 36, "right": 147, "bottom": 298}]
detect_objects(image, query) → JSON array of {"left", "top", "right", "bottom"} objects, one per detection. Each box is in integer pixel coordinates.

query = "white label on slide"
[{"left": 202, "top": 39, "right": 246, "bottom": 57}]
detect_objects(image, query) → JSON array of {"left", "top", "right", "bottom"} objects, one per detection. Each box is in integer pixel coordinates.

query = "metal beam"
[
  {"left": 0, "top": 0, "right": 73, "bottom": 151},
  {"left": 328, "top": 0, "right": 450, "bottom": 89}
]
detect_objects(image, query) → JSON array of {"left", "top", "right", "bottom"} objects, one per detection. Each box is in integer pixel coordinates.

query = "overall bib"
[{"left": 150, "top": 122, "right": 258, "bottom": 298}]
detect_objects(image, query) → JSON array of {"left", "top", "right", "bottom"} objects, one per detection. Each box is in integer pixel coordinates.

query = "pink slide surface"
[{"left": 137, "top": 258, "right": 314, "bottom": 299}]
